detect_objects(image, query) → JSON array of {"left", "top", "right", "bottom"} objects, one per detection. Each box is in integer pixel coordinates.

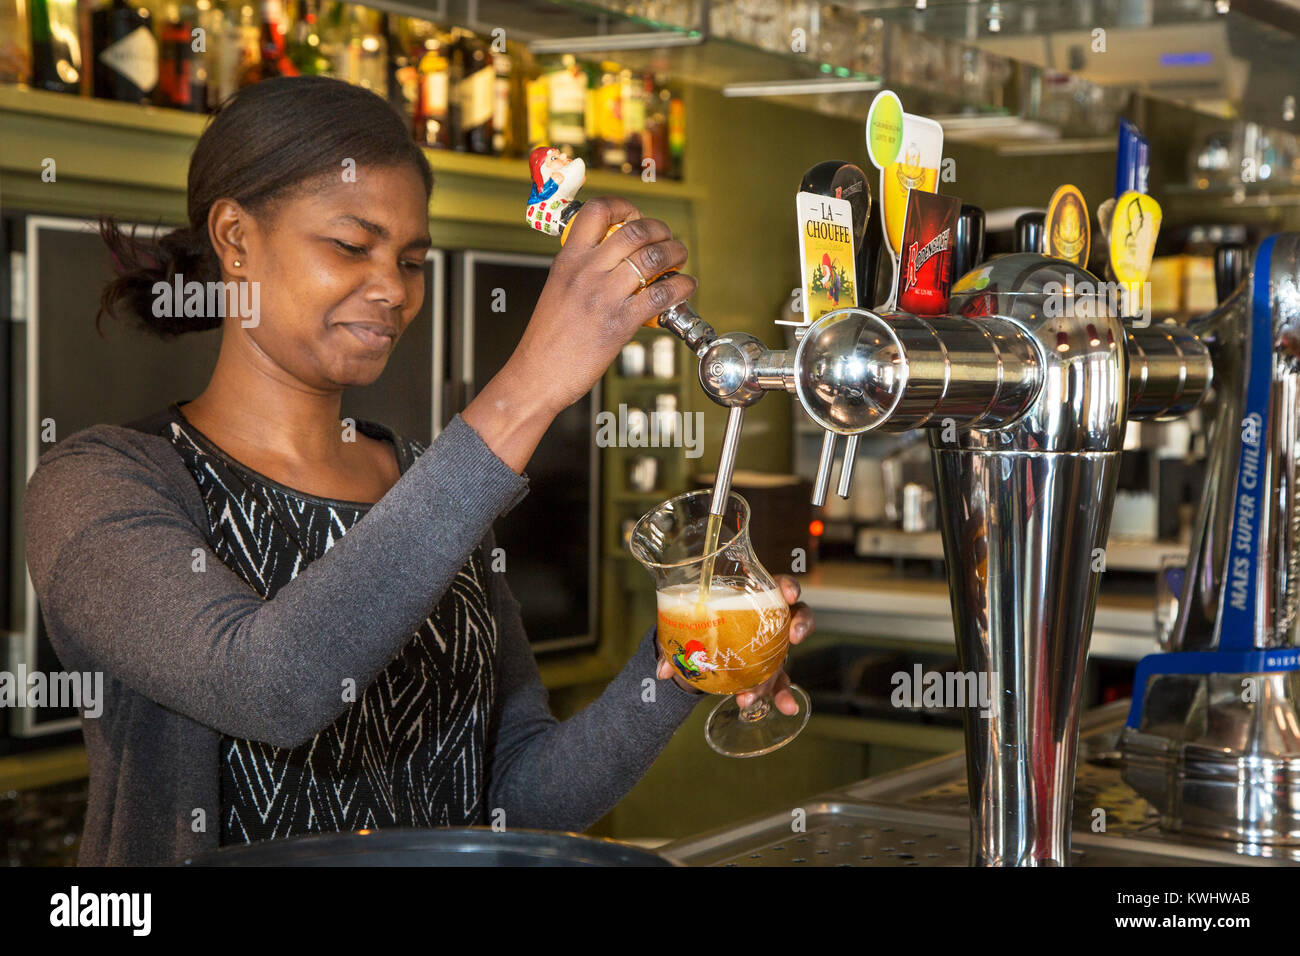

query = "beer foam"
[{"left": 656, "top": 582, "right": 786, "bottom": 612}]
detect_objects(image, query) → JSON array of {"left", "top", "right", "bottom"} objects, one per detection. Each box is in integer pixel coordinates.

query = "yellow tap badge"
[
  {"left": 1045, "top": 185, "right": 1090, "bottom": 268},
  {"left": 796, "top": 191, "right": 857, "bottom": 323},
  {"left": 881, "top": 115, "right": 943, "bottom": 258},
  {"left": 1109, "top": 190, "right": 1162, "bottom": 314}
]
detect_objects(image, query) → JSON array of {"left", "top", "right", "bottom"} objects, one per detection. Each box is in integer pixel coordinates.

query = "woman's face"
[{"left": 227, "top": 162, "right": 431, "bottom": 390}]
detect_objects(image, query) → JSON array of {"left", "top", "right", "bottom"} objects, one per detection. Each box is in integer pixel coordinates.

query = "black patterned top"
[{"left": 157, "top": 401, "right": 499, "bottom": 843}]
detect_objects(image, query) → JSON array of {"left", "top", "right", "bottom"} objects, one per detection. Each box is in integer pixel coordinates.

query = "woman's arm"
[
  {"left": 481, "top": 527, "right": 701, "bottom": 832},
  {"left": 23, "top": 414, "right": 528, "bottom": 749}
]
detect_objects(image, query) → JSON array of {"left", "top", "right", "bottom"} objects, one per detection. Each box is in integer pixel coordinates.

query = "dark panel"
[
  {"left": 464, "top": 254, "right": 596, "bottom": 652},
  {"left": 33, "top": 220, "right": 221, "bottom": 443}
]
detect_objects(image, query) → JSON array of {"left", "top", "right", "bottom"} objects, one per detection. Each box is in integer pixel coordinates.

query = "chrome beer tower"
[
  {"left": 658, "top": 252, "right": 1210, "bottom": 864},
  {"left": 520, "top": 149, "right": 1298, "bottom": 860},
  {"left": 1119, "top": 234, "right": 1300, "bottom": 846}
]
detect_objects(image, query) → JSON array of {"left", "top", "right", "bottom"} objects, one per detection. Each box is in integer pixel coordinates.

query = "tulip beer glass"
[{"left": 630, "top": 490, "right": 811, "bottom": 756}]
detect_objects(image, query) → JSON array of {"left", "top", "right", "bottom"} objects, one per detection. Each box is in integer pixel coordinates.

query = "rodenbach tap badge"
[{"left": 897, "top": 190, "right": 961, "bottom": 316}]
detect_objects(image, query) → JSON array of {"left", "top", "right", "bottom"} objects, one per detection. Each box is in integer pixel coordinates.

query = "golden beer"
[{"left": 655, "top": 583, "right": 791, "bottom": 695}]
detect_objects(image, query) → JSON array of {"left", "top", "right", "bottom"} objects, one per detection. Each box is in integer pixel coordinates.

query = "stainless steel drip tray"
[
  {"left": 660, "top": 799, "right": 1252, "bottom": 867},
  {"left": 659, "top": 703, "right": 1300, "bottom": 867}
]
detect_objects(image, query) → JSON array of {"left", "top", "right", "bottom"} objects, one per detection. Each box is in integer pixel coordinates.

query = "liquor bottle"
[
  {"left": 316, "top": 0, "right": 345, "bottom": 78},
  {"left": 234, "top": 3, "right": 260, "bottom": 89},
  {"left": 354, "top": 6, "right": 386, "bottom": 95},
  {"left": 592, "top": 62, "right": 624, "bottom": 173},
  {"left": 92, "top": 0, "right": 159, "bottom": 104},
  {"left": 449, "top": 27, "right": 492, "bottom": 154},
  {"left": 286, "top": 0, "right": 329, "bottom": 75},
  {"left": 667, "top": 87, "right": 684, "bottom": 179},
  {"left": 621, "top": 68, "right": 645, "bottom": 176},
  {"left": 156, "top": 2, "right": 206, "bottom": 110},
  {"left": 257, "top": 0, "right": 296, "bottom": 78},
  {"left": 206, "top": 0, "right": 239, "bottom": 106},
  {"left": 1, "top": 0, "right": 32, "bottom": 83},
  {"left": 643, "top": 73, "right": 668, "bottom": 177},
  {"left": 524, "top": 60, "right": 547, "bottom": 151},
  {"left": 385, "top": 13, "right": 418, "bottom": 123},
  {"left": 413, "top": 28, "right": 449, "bottom": 148},
  {"left": 583, "top": 58, "right": 598, "bottom": 159},
  {"left": 545, "top": 54, "right": 587, "bottom": 162},
  {"left": 29, "top": 0, "right": 82, "bottom": 93},
  {"left": 491, "top": 49, "right": 514, "bottom": 156}
]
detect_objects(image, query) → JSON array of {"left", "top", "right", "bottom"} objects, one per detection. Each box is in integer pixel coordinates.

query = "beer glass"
[{"left": 629, "top": 490, "right": 811, "bottom": 756}]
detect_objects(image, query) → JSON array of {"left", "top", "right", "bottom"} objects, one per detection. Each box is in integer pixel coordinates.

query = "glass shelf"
[{"left": 365, "top": 0, "right": 1298, "bottom": 151}]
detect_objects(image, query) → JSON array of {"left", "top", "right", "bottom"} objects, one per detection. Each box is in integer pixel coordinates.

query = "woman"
[{"left": 22, "top": 76, "right": 813, "bottom": 866}]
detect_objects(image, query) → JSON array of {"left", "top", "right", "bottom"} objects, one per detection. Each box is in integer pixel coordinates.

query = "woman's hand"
[
  {"left": 463, "top": 196, "right": 695, "bottom": 474},
  {"left": 655, "top": 574, "right": 814, "bottom": 712},
  {"left": 512, "top": 195, "right": 697, "bottom": 415}
]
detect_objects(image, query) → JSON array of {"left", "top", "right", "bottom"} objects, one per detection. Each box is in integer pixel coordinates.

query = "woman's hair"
[{"left": 97, "top": 76, "right": 434, "bottom": 338}]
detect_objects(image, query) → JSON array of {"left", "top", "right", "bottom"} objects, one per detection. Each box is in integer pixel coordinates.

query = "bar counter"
[{"left": 658, "top": 700, "right": 1300, "bottom": 867}]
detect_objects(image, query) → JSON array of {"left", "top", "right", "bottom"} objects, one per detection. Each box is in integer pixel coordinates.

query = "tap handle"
[
  {"left": 837, "top": 435, "right": 860, "bottom": 499},
  {"left": 1214, "top": 242, "right": 1247, "bottom": 303},
  {"left": 525, "top": 145, "right": 713, "bottom": 346},
  {"left": 1015, "top": 211, "right": 1045, "bottom": 254},
  {"left": 812, "top": 431, "right": 837, "bottom": 507},
  {"left": 953, "top": 204, "right": 986, "bottom": 281}
]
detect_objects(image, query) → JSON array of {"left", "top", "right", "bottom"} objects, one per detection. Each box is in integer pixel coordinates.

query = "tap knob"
[
  {"left": 524, "top": 145, "right": 715, "bottom": 350},
  {"left": 1214, "top": 242, "right": 1248, "bottom": 304},
  {"left": 1015, "top": 212, "right": 1046, "bottom": 254},
  {"left": 953, "top": 203, "right": 986, "bottom": 281}
]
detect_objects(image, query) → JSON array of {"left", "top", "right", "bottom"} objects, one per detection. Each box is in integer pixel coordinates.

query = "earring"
[{"left": 232, "top": 259, "right": 242, "bottom": 268}]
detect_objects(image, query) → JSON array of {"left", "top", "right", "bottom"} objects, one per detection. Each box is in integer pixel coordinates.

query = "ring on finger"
[{"left": 622, "top": 256, "right": 648, "bottom": 291}]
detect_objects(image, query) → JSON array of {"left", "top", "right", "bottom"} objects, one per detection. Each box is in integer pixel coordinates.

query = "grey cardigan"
[{"left": 22, "top": 413, "right": 700, "bottom": 865}]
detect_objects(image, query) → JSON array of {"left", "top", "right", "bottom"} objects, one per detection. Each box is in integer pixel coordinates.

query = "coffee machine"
[{"left": 1119, "top": 234, "right": 1300, "bottom": 846}]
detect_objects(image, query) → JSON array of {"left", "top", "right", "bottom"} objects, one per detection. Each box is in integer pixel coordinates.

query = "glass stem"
[{"left": 739, "top": 693, "right": 772, "bottom": 723}]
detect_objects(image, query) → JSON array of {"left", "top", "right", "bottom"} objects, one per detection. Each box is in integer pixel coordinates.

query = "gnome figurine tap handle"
[{"left": 525, "top": 145, "right": 716, "bottom": 351}]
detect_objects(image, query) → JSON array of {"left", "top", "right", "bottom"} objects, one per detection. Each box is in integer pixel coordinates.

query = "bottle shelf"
[{"left": 0, "top": 84, "right": 704, "bottom": 199}]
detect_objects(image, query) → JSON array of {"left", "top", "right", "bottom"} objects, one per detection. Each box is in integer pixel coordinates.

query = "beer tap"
[
  {"left": 792, "top": 161, "right": 875, "bottom": 506},
  {"left": 1120, "top": 234, "right": 1300, "bottom": 846},
  {"left": 522, "top": 146, "right": 730, "bottom": 512},
  {"left": 524, "top": 146, "right": 717, "bottom": 355},
  {"left": 669, "top": 185, "right": 1213, "bottom": 862}
]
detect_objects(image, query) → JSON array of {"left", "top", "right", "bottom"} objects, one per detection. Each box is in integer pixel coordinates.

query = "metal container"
[{"left": 181, "top": 828, "right": 677, "bottom": 867}]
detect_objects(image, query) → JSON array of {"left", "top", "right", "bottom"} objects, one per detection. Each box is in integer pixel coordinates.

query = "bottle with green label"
[
  {"left": 29, "top": 0, "right": 81, "bottom": 94},
  {"left": 286, "top": 0, "right": 330, "bottom": 76},
  {"left": 545, "top": 53, "right": 588, "bottom": 162}
]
